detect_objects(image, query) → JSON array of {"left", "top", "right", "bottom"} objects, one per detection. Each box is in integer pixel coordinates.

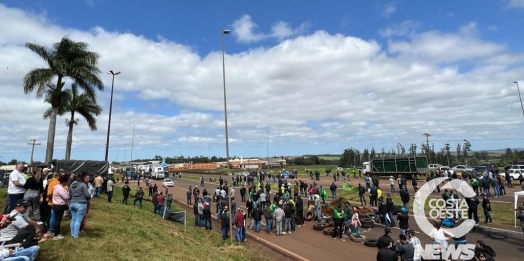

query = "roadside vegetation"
[{"left": 0, "top": 188, "right": 266, "bottom": 261}]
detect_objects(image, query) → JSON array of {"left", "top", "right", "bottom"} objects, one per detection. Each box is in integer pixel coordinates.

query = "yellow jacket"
[{"left": 47, "top": 178, "right": 59, "bottom": 206}]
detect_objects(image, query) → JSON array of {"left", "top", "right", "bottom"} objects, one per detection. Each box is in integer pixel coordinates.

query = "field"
[{"left": 0, "top": 188, "right": 267, "bottom": 261}]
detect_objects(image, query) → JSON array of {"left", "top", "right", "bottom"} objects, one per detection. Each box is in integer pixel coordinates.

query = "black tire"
[
  {"left": 360, "top": 218, "right": 374, "bottom": 225},
  {"left": 361, "top": 222, "right": 374, "bottom": 229},
  {"left": 313, "top": 222, "right": 331, "bottom": 231},
  {"left": 322, "top": 227, "right": 335, "bottom": 236},
  {"left": 364, "top": 239, "right": 378, "bottom": 247},
  {"left": 359, "top": 213, "right": 371, "bottom": 219},
  {"left": 304, "top": 211, "right": 315, "bottom": 221}
]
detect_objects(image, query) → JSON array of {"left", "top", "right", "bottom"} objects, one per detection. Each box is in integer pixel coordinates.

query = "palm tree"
[
  {"left": 23, "top": 36, "right": 104, "bottom": 163},
  {"left": 43, "top": 83, "right": 102, "bottom": 160}
]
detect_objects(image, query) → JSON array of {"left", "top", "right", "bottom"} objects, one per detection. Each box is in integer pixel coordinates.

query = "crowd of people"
[{"left": 0, "top": 162, "right": 96, "bottom": 261}]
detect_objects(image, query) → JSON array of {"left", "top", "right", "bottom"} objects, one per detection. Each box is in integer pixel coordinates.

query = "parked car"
[
  {"left": 438, "top": 166, "right": 454, "bottom": 175},
  {"left": 428, "top": 164, "right": 443, "bottom": 171},
  {"left": 499, "top": 169, "right": 523, "bottom": 180},
  {"left": 452, "top": 165, "right": 474, "bottom": 172},
  {"left": 162, "top": 178, "right": 174, "bottom": 187},
  {"left": 480, "top": 163, "right": 498, "bottom": 174}
]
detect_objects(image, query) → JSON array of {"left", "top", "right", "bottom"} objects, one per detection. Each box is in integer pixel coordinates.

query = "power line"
[{"left": 0, "top": 99, "right": 30, "bottom": 138}]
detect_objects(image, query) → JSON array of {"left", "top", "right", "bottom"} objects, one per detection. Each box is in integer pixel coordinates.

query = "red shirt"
[{"left": 234, "top": 212, "right": 244, "bottom": 227}]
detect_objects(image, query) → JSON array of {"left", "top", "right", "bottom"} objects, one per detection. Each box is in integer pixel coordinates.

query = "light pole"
[
  {"left": 445, "top": 143, "right": 450, "bottom": 167},
  {"left": 221, "top": 29, "right": 233, "bottom": 243},
  {"left": 105, "top": 70, "right": 121, "bottom": 162},
  {"left": 422, "top": 133, "right": 431, "bottom": 163},
  {"left": 513, "top": 81, "right": 524, "bottom": 117}
]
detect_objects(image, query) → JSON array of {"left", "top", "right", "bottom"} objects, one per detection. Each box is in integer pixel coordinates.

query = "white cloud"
[
  {"left": 232, "top": 14, "right": 309, "bottom": 43},
  {"left": 506, "top": 0, "right": 524, "bottom": 8},
  {"left": 1, "top": 4, "right": 524, "bottom": 162},
  {"left": 379, "top": 20, "right": 421, "bottom": 37},
  {"left": 380, "top": 2, "right": 399, "bottom": 17}
]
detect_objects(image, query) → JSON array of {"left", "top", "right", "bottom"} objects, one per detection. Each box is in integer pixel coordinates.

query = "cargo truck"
[{"left": 363, "top": 156, "right": 429, "bottom": 177}]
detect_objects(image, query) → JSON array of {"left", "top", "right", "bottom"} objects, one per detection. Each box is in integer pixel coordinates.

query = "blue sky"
[{"left": 1, "top": 0, "right": 524, "bottom": 163}]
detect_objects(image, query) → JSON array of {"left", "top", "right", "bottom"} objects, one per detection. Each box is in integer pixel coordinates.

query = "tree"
[
  {"left": 44, "top": 83, "right": 102, "bottom": 160},
  {"left": 409, "top": 143, "right": 417, "bottom": 156},
  {"left": 456, "top": 143, "right": 462, "bottom": 164},
  {"left": 23, "top": 36, "right": 103, "bottom": 163},
  {"left": 8, "top": 159, "right": 17, "bottom": 165}
]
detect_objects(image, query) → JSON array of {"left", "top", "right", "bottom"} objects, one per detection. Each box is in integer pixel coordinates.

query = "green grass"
[{"left": 0, "top": 188, "right": 267, "bottom": 261}]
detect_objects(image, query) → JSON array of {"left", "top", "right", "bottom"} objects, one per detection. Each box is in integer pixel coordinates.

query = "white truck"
[{"left": 151, "top": 166, "right": 166, "bottom": 180}]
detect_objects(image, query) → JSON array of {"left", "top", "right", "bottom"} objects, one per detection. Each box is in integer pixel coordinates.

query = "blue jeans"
[
  {"left": 12, "top": 246, "right": 39, "bottom": 261},
  {"left": 484, "top": 210, "right": 492, "bottom": 223},
  {"left": 158, "top": 205, "right": 164, "bottom": 217},
  {"left": 391, "top": 185, "right": 395, "bottom": 194},
  {"left": 201, "top": 217, "right": 208, "bottom": 228},
  {"left": 484, "top": 187, "right": 491, "bottom": 197},
  {"left": 276, "top": 221, "right": 283, "bottom": 235},
  {"left": 221, "top": 226, "right": 229, "bottom": 239},
  {"left": 48, "top": 209, "right": 56, "bottom": 233},
  {"left": 266, "top": 219, "right": 273, "bottom": 233},
  {"left": 315, "top": 208, "right": 321, "bottom": 220},
  {"left": 493, "top": 186, "right": 500, "bottom": 197},
  {"left": 332, "top": 191, "right": 337, "bottom": 201},
  {"left": 388, "top": 212, "right": 395, "bottom": 226},
  {"left": 400, "top": 228, "right": 408, "bottom": 235},
  {"left": 107, "top": 191, "right": 113, "bottom": 202},
  {"left": 254, "top": 220, "right": 260, "bottom": 232},
  {"left": 284, "top": 218, "right": 292, "bottom": 232},
  {"left": 3, "top": 256, "right": 29, "bottom": 261},
  {"left": 236, "top": 227, "right": 243, "bottom": 242},
  {"left": 194, "top": 214, "right": 200, "bottom": 227},
  {"left": 69, "top": 202, "right": 88, "bottom": 238},
  {"left": 402, "top": 202, "right": 409, "bottom": 210},
  {"left": 8, "top": 193, "right": 24, "bottom": 213},
  {"left": 366, "top": 183, "right": 371, "bottom": 191},
  {"left": 95, "top": 187, "right": 101, "bottom": 198}
]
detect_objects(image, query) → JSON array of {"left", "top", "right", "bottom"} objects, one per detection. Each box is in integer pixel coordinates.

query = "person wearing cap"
[
  {"left": 7, "top": 162, "right": 27, "bottom": 213},
  {"left": 0, "top": 199, "right": 41, "bottom": 261}
]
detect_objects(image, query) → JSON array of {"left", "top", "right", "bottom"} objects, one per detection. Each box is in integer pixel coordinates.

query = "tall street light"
[
  {"left": 513, "top": 81, "right": 524, "bottom": 117},
  {"left": 105, "top": 70, "right": 121, "bottom": 162},
  {"left": 221, "top": 29, "right": 233, "bottom": 243}
]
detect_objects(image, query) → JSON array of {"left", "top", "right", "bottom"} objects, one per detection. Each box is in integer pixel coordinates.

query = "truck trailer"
[{"left": 363, "top": 156, "right": 429, "bottom": 177}]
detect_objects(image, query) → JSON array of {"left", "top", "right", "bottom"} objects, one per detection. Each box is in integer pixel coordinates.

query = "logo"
[{"left": 413, "top": 177, "right": 477, "bottom": 260}]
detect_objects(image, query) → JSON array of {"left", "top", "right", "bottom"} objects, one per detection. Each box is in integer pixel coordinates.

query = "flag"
[{"left": 163, "top": 209, "right": 186, "bottom": 225}]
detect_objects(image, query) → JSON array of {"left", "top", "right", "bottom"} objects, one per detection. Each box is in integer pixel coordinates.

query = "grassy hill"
[{"left": 0, "top": 188, "right": 266, "bottom": 261}]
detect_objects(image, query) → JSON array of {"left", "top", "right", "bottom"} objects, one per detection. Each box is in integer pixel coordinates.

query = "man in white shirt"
[
  {"left": 229, "top": 187, "right": 235, "bottom": 200},
  {"left": 7, "top": 162, "right": 26, "bottom": 213}
]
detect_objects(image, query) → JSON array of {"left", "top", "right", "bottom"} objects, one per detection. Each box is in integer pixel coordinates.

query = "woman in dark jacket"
[{"left": 23, "top": 168, "right": 44, "bottom": 221}]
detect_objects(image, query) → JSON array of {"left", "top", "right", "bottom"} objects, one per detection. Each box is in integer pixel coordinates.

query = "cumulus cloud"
[
  {"left": 232, "top": 14, "right": 309, "bottom": 43},
  {"left": 379, "top": 2, "right": 399, "bottom": 17},
  {"left": 1, "top": 4, "right": 524, "bottom": 162}
]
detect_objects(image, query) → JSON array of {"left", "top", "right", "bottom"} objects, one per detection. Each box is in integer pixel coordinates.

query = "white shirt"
[
  {"left": 7, "top": 169, "right": 26, "bottom": 194},
  {"left": 229, "top": 188, "right": 235, "bottom": 198}
]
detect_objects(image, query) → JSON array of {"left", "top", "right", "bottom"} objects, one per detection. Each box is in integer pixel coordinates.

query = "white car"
[
  {"left": 499, "top": 169, "right": 523, "bottom": 180},
  {"left": 162, "top": 178, "right": 174, "bottom": 187},
  {"left": 452, "top": 165, "right": 474, "bottom": 172}
]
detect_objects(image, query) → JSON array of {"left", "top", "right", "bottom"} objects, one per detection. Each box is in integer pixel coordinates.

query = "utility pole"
[
  {"left": 27, "top": 139, "right": 41, "bottom": 165},
  {"left": 422, "top": 133, "right": 431, "bottom": 163}
]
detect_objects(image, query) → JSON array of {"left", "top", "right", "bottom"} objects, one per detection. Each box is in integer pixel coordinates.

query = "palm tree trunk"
[
  {"left": 65, "top": 112, "right": 75, "bottom": 160},
  {"left": 45, "top": 107, "right": 58, "bottom": 163}
]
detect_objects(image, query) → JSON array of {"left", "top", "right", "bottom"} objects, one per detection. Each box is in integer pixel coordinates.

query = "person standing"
[
  {"left": 186, "top": 187, "right": 192, "bottom": 206},
  {"left": 234, "top": 208, "right": 245, "bottom": 242},
  {"left": 330, "top": 182, "right": 337, "bottom": 201},
  {"left": 274, "top": 205, "right": 285, "bottom": 236},
  {"left": 252, "top": 205, "right": 262, "bottom": 233},
  {"left": 106, "top": 178, "right": 115, "bottom": 203},
  {"left": 283, "top": 203, "right": 292, "bottom": 234},
  {"left": 295, "top": 196, "right": 304, "bottom": 227},
  {"left": 7, "top": 162, "right": 26, "bottom": 214},
  {"left": 400, "top": 187, "right": 410, "bottom": 210},
  {"left": 408, "top": 229, "right": 422, "bottom": 261},
  {"left": 466, "top": 195, "right": 480, "bottom": 224},
  {"left": 332, "top": 205, "right": 346, "bottom": 240},
  {"left": 156, "top": 192, "right": 165, "bottom": 216},
  {"left": 395, "top": 234, "right": 415, "bottom": 261},
  {"left": 69, "top": 173, "right": 91, "bottom": 238},
  {"left": 220, "top": 206, "right": 230, "bottom": 240},
  {"left": 51, "top": 175, "right": 69, "bottom": 240},
  {"left": 133, "top": 187, "right": 144, "bottom": 207},
  {"left": 93, "top": 175, "right": 103, "bottom": 198},
  {"left": 122, "top": 182, "right": 131, "bottom": 204},
  {"left": 397, "top": 208, "right": 410, "bottom": 236},
  {"left": 481, "top": 194, "right": 492, "bottom": 224},
  {"left": 23, "top": 169, "right": 43, "bottom": 221}
]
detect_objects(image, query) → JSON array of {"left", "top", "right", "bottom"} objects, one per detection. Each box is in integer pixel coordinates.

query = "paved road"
[{"left": 128, "top": 174, "right": 524, "bottom": 260}]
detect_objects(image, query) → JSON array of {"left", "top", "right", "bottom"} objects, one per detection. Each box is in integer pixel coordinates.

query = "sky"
[{"left": 1, "top": 0, "right": 524, "bottom": 163}]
